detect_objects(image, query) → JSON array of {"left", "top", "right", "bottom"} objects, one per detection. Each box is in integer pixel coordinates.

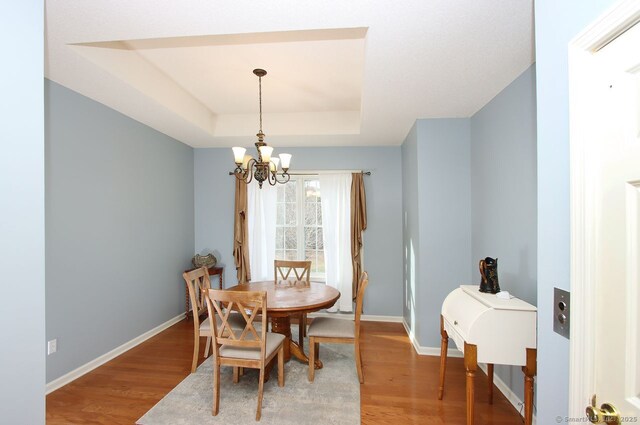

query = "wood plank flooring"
[{"left": 46, "top": 320, "right": 524, "bottom": 424}]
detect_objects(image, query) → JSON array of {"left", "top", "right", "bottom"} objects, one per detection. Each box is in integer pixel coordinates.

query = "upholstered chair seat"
[
  {"left": 307, "top": 317, "right": 355, "bottom": 339},
  {"left": 219, "top": 333, "right": 285, "bottom": 360}
]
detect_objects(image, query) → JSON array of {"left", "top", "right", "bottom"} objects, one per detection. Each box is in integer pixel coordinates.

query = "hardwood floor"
[
  {"left": 359, "top": 322, "right": 523, "bottom": 424},
  {"left": 46, "top": 320, "right": 524, "bottom": 424}
]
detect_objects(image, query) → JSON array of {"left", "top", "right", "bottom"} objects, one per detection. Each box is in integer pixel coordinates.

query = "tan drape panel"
[
  {"left": 233, "top": 179, "right": 251, "bottom": 283},
  {"left": 350, "top": 173, "right": 367, "bottom": 300}
]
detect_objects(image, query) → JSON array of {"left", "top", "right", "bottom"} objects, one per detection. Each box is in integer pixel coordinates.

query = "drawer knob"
[{"left": 454, "top": 320, "right": 458, "bottom": 325}]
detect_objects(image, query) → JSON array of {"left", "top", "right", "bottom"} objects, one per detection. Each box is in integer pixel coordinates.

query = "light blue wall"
[
  {"left": 194, "top": 146, "right": 404, "bottom": 316},
  {"left": 45, "top": 80, "right": 195, "bottom": 382},
  {"left": 400, "top": 66, "right": 537, "bottom": 412},
  {"left": 534, "top": 1, "right": 615, "bottom": 422},
  {"left": 0, "top": 2, "right": 45, "bottom": 423},
  {"left": 401, "top": 123, "right": 420, "bottom": 334},
  {"left": 194, "top": 149, "right": 236, "bottom": 284},
  {"left": 417, "top": 119, "right": 472, "bottom": 346},
  {"left": 401, "top": 119, "right": 472, "bottom": 346},
  {"left": 470, "top": 65, "right": 537, "bottom": 404}
]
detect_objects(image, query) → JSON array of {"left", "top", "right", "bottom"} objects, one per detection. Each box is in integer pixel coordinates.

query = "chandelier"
[{"left": 231, "top": 69, "right": 291, "bottom": 188}]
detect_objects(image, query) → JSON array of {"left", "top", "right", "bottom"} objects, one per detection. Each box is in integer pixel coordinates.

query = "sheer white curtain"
[
  {"left": 320, "top": 173, "right": 353, "bottom": 312},
  {"left": 247, "top": 181, "right": 277, "bottom": 281}
]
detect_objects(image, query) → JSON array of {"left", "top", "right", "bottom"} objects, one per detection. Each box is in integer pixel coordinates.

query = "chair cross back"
[
  {"left": 182, "top": 267, "right": 215, "bottom": 373},
  {"left": 203, "top": 289, "right": 284, "bottom": 421},
  {"left": 207, "top": 290, "right": 266, "bottom": 350},
  {"left": 274, "top": 260, "right": 311, "bottom": 282},
  {"left": 274, "top": 260, "right": 312, "bottom": 347},
  {"left": 184, "top": 267, "right": 211, "bottom": 317}
]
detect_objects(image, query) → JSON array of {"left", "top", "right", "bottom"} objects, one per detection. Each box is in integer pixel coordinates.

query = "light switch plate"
[{"left": 553, "top": 288, "right": 570, "bottom": 339}]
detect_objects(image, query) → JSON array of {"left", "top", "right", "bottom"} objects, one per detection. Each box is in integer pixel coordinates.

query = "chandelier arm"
[
  {"left": 273, "top": 172, "right": 291, "bottom": 184},
  {"left": 249, "top": 160, "right": 258, "bottom": 185},
  {"left": 233, "top": 167, "right": 248, "bottom": 182},
  {"left": 243, "top": 158, "right": 257, "bottom": 185},
  {"left": 267, "top": 171, "right": 277, "bottom": 186}
]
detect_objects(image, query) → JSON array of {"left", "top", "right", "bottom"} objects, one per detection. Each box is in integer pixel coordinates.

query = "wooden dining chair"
[
  {"left": 182, "top": 267, "right": 246, "bottom": 373},
  {"left": 274, "top": 260, "right": 311, "bottom": 346},
  {"left": 307, "top": 271, "right": 369, "bottom": 384},
  {"left": 204, "top": 289, "right": 285, "bottom": 421}
]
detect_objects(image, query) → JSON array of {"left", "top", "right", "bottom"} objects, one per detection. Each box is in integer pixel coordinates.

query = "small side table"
[{"left": 183, "top": 266, "right": 223, "bottom": 320}]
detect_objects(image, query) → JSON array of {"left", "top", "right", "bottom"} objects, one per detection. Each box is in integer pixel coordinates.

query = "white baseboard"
[
  {"left": 477, "top": 364, "right": 535, "bottom": 424},
  {"left": 46, "top": 313, "right": 184, "bottom": 394},
  {"left": 401, "top": 319, "right": 463, "bottom": 357},
  {"left": 401, "top": 319, "right": 536, "bottom": 424},
  {"left": 308, "top": 312, "right": 403, "bottom": 322},
  {"left": 361, "top": 314, "right": 404, "bottom": 322}
]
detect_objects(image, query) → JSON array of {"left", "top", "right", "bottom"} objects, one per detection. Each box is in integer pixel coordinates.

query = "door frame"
[{"left": 568, "top": 0, "right": 640, "bottom": 418}]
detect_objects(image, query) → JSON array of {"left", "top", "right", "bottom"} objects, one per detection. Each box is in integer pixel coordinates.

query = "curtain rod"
[
  {"left": 285, "top": 171, "right": 371, "bottom": 176},
  {"left": 228, "top": 171, "right": 371, "bottom": 176}
]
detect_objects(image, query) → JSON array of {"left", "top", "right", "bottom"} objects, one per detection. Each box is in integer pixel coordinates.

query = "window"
[{"left": 275, "top": 178, "right": 325, "bottom": 279}]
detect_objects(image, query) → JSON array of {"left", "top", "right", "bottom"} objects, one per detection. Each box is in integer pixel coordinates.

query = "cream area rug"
[{"left": 137, "top": 334, "right": 360, "bottom": 424}]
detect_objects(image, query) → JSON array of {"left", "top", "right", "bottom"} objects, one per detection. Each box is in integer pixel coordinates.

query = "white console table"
[{"left": 439, "top": 285, "right": 537, "bottom": 425}]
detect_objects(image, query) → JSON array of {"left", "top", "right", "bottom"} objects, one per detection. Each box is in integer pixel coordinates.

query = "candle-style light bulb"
[
  {"left": 242, "top": 155, "right": 251, "bottom": 170},
  {"left": 258, "top": 146, "right": 273, "bottom": 163},
  {"left": 232, "top": 147, "right": 246, "bottom": 165},
  {"left": 271, "top": 157, "right": 280, "bottom": 172},
  {"left": 279, "top": 153, "right": 292, "bottom": 170}
]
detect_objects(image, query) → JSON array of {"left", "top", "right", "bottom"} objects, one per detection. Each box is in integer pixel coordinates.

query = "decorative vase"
[
  {"left": 479, "top": 257, "right": 501, "bottom": 294},
  {"left": 192, "top": 253, "right": 217, "bottom": 269}
]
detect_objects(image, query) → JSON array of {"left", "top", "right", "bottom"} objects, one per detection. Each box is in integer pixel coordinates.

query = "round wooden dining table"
[{"left": 227, "top": 280, "right": 340, "bottom": 367}]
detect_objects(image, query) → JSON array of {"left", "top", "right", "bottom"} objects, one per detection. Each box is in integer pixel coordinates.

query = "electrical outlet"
[{"left": 47, "top": 339, "right": 57, "bottom": 355}]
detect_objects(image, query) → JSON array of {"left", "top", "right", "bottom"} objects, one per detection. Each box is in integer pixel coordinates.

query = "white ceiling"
[{"left": 45, "top": 0, "right": 534, "bottom": 148}]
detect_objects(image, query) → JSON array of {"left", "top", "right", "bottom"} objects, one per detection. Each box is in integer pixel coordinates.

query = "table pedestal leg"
[
  {"left": 290, "top": 339, "right": 321, "bottom": 368},
  {"left": 270, "top": 316, "right": 292, "bottom": 361},
  {"left": 464, "top": 343, "right": 478, "bottom": 425},
  {"left": 270, "top": 315, "right": 323, "bottom": 369}
]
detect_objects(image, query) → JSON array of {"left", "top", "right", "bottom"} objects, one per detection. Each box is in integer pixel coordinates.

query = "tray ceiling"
[{"left": 45, "top": 0, "right": 534, "bottom": 148}]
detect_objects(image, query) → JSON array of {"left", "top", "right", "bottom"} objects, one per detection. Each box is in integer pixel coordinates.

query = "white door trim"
[{"left": 568, "top": 0, "right": 640, "bottom": 418}]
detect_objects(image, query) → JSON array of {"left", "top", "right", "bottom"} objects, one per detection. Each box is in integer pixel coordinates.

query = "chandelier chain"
[{"left": 258, "top": 75, "right": 263, "bottom": 133}]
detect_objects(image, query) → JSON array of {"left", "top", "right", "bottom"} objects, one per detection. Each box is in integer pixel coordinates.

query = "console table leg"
[
  {"left": 464, "top": 343, "right": 477, "bottom": 425},
  {"left": 522, "top": 348, "right": 537, "bottom": 425},
  {"left": 487, "top": 363, "right": 494, "bottom": 404},
  {"left": 438, "top": 315, "right": 448, "bottom": 400}
]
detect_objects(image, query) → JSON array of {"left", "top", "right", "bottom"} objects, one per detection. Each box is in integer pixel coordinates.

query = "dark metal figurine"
[{"left": 479, "top": 257, "right": 501, "bottom": 294}]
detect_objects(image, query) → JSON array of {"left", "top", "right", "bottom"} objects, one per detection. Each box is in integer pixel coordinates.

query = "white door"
[{"left": 569, "top": 1, "right": 640, "bottom": 422}]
